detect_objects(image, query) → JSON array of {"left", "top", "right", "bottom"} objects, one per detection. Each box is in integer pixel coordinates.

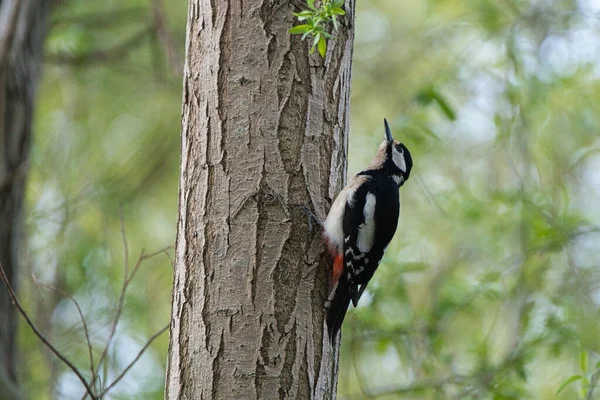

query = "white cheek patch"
[
  {"left": 356, "top": 193, "right": 376, "bottom": 253},
  {"left": 392, "top": 147, "right": 406, "bottom": 173}
]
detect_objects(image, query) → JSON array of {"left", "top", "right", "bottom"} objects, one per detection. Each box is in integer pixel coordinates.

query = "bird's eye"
[{"left": 395, "top": 144, "right": 404, "bottom": 154}]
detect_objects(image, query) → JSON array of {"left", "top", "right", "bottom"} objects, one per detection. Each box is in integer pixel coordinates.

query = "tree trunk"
[
  {"left": 0, "top": 0, "right": 51, "bottom": 398},
  {"left": 166, "top": 1, "right": 355, "bottom": 399}
]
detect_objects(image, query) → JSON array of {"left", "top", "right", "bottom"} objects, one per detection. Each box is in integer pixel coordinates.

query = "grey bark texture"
[
  {"left": 166, "top": 1, "right": 355, "bottom": 399},
  {"left": 0, "top": 0, "right": 51, "bottom": 398}
]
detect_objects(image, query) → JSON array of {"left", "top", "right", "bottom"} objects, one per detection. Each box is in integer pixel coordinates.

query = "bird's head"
[{"left": 367, "top": 118, "right": 413, "bottom": 185}]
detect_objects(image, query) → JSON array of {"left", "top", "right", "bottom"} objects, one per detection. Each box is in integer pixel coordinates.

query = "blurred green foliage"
[
  {"left": 14, "top": 0, "right": 600, "bottom": 399},
  {"left": 21, "top": 1, "right": 185, "bottom": 399}
]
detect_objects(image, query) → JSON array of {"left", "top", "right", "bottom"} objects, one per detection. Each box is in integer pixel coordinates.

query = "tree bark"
[
  {"left": 166, "top": 1, "right": 355, "bottom": 399},
  {"left": 0, "top": 0, "right": 51, "bottom": 398}
]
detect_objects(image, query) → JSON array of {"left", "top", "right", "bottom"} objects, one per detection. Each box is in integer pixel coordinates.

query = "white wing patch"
[
  {"left": 356, "top": 192, "right": 376, "bottom": 253},
  {"left": 392, "top": 175, "right": 403, "bottom": 185},
  {"left": 323, "top": 175, "right": 370, "bottom": 252},
  {"left": 392, "top": 147, "right": 406, "bottom": 173},
  {"left": 323, "top": 186, "right": 356, "bottom": 252}
]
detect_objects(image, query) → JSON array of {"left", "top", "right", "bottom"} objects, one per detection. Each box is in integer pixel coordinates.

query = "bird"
[{"left": 323, "top": 118, "right": 413, "bottom": 341}]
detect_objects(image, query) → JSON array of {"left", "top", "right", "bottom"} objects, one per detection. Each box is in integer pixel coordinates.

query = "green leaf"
[
  {"left": 515, "top": 361, "right": 527, "bottom": 381},
  {"left": 312, "top": 32, "right": 321, "bottom": 48},
  {"left": 399, "top": 262, "right": 429, "bottom": 272},
  {"left": 581, "top": 351, "right": 588, "bottom": 372},
  {"left": 556, "top": 375, "right": 583, "bottom": 395},
  {"left": 307, "top": 0, "right": 316, "bottom": 10},
  {"left": 415, "top": 86, "right": 457, "bottom": 121},
  {"left": 593, "top": 360, "right": 600, "bottom": 375},
  {"left": 333, "top": 0, "right": 345, "bottom": 7},
  {"left": 293, "top": 10, "right": 314, "bottom": 18},
  {"left": 332, "top": 15, "right": 339, "bottom": 30},
  {"left": 317, "top": 35, "right": 327, "bottom": 57},
  {"left": 332, "top": 7, "right": 345, "bottom": 15},
  {"left": 432, "top": 92, "right": 456, "bottom": 121},
  {"left": 289, "top": 24, "right": 312, "bottom": 34}
]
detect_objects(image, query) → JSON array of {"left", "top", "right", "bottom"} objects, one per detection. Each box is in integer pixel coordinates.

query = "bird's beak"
[{"left": 384, "top": 118, "right": 393, "bottom": 143}]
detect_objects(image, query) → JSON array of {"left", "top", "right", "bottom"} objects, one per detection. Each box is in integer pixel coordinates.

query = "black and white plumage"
[{"left": 323, "top": 119, "right": 413, "bottom": 341}]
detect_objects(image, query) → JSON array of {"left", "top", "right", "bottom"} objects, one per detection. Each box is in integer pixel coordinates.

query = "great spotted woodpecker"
[{"left": 323, "top": 119, "right": 413, "bottom": 341}]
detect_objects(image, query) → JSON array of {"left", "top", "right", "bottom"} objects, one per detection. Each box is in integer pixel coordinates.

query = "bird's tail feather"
[{"left": 326, "top": 278, "right": 352, "bottom": 341}]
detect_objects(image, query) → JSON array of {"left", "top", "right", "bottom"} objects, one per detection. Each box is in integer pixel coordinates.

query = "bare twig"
[
  {"left": 119, "top": 206, "right": 130, "bottom": 279},
  {"left": 0, "top": 263, "right": 97, "bottom": 400},
  {"left": 32, "top": 278, "right": 96, "bottom": 382},
  {"left": 164, "top": 249, "right": 174, "bottom": 268},
  {"left": 94, "top": 245, "right": 171, "bottom": 383},
  {"left": 93, "top": 251, "right": 138, "bottom": 382},
  {"left": 98, "top": 324, "right": 169, "bottom": 398}
]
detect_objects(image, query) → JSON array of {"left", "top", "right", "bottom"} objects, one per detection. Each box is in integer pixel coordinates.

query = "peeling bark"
[
  {"left": 166, "top": 1, "right": 355, "bottom": 399},
  {"left": 0, "top": 0, "right": 51, "bottom": 398}
]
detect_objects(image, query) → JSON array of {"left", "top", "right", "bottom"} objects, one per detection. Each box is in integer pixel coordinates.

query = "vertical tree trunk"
[
  {"left": 0, "top": 0, "right": 51, "bottom": 398},
  {"left": 166, "top": 1, "right": 355, "bottom": 399}
]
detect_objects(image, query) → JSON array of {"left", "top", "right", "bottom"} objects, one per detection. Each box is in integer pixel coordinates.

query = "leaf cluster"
[
  {"left": 289, "top": 0, "right": 345, "bottom": 57},
  {"left": 556, "top": 351, "right": 600, "bottom": 398}
]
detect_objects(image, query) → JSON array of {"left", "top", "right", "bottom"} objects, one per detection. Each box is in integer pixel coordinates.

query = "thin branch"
[
  {"left": 0, "top": 0, "right": 21, "bottom": 64},
  {"left": 139, "top": 246, "right": 172, "bottom": 266},
  {"left": 98, "top": 324, "right": 169, "bottom": 398},
  {"left": 51, "top": 6, "right": 146, "bottom": 29},
  {"left": 0, "top": 263, "right": 97, "bottom": 400},
  {"left": 32, "top": 278, "right": 96, "bottom": 382},
  {"left": 94, "top": 245, "right": 171, "bottom": 381},
  {"left": 150, "top": 0, "right": 183, "bottom": 74},
  {"left": 45, "top": 26, "right": 152, "bottom": 65},
  {"left": 587, "top": 369, "right": 599, "bottom": 400},
  {"left": 164, "top": 249, "right": 174, "bottom": 268},
  {"left": 119, "top": 205, "right": 129, "bottom": 279},
  {"left": 93, "top": 251, "right": 144, "bottom": 382},
  {"left": 355, "top": 377, "right": 450, "bottom": 398}
]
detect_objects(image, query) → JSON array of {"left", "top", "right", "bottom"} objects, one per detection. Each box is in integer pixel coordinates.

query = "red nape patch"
[{"left": 332, "top": 254, "right": 343, "bottom": 284}]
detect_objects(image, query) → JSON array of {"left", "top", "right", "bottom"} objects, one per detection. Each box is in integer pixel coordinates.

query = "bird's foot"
[{"left": 298, "top": 204, "right": 324, "bottom": 228}]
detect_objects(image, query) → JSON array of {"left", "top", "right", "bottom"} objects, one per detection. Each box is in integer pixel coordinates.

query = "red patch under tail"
[{"left": 332, "top": 254, "right": 343, "bottom": 284}]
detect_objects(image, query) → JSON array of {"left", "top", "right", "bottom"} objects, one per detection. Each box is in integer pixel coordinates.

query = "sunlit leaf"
[
  {"left": 317, "top": 35, "right": 326, "bottom": 57},
  {"left": 289, "top": 24, "right": 311, "bottom": 34},
  {"left": 556, "top": 375, "right": 583, "bottom": 395}
]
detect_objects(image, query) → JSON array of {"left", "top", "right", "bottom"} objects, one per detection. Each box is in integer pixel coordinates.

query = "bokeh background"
[{"left": 15, "top": 0, "right": 600, "bottom": 398}]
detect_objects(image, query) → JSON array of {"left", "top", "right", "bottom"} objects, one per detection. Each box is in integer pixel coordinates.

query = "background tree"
[
  {"left": 0, "top": 0, "right": 51, "bottom": 398},
  {"left": 165, "top": 1, "right": 355, "bottom": 398},
  {"left": 5, "top": 0, "right": 600, "bottom": 399}
]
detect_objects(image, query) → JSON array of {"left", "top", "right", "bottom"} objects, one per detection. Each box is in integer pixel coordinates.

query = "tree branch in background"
[
  {"left": 150, "top": 0, "right": 183, "bottom": 74},
  {"left": 31, "top": 278, "right": 96, "bottom": 383},
  {"left": 0, "top": 0, "right": 21, "bottom": 65},
  {"left": 1, "top": 212, "right": 172, "bottom": 400},
  {"left": 94, "top": 209, "right": 171, "bottom": 386},
  {"left": 51, "top": 6, "right": 146, "bottom": 30},
  {"left": 98, "top": 324, "right": 169, "bottom": 398},
  {"left": 0, "top": 263, "right": 98, "bottom": 400},
  {"left": 45, "top": 26, "right": 152, "bottom": 65},
  {"left": 587, "top": 369, "right": 599, "bottom": 400}
]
